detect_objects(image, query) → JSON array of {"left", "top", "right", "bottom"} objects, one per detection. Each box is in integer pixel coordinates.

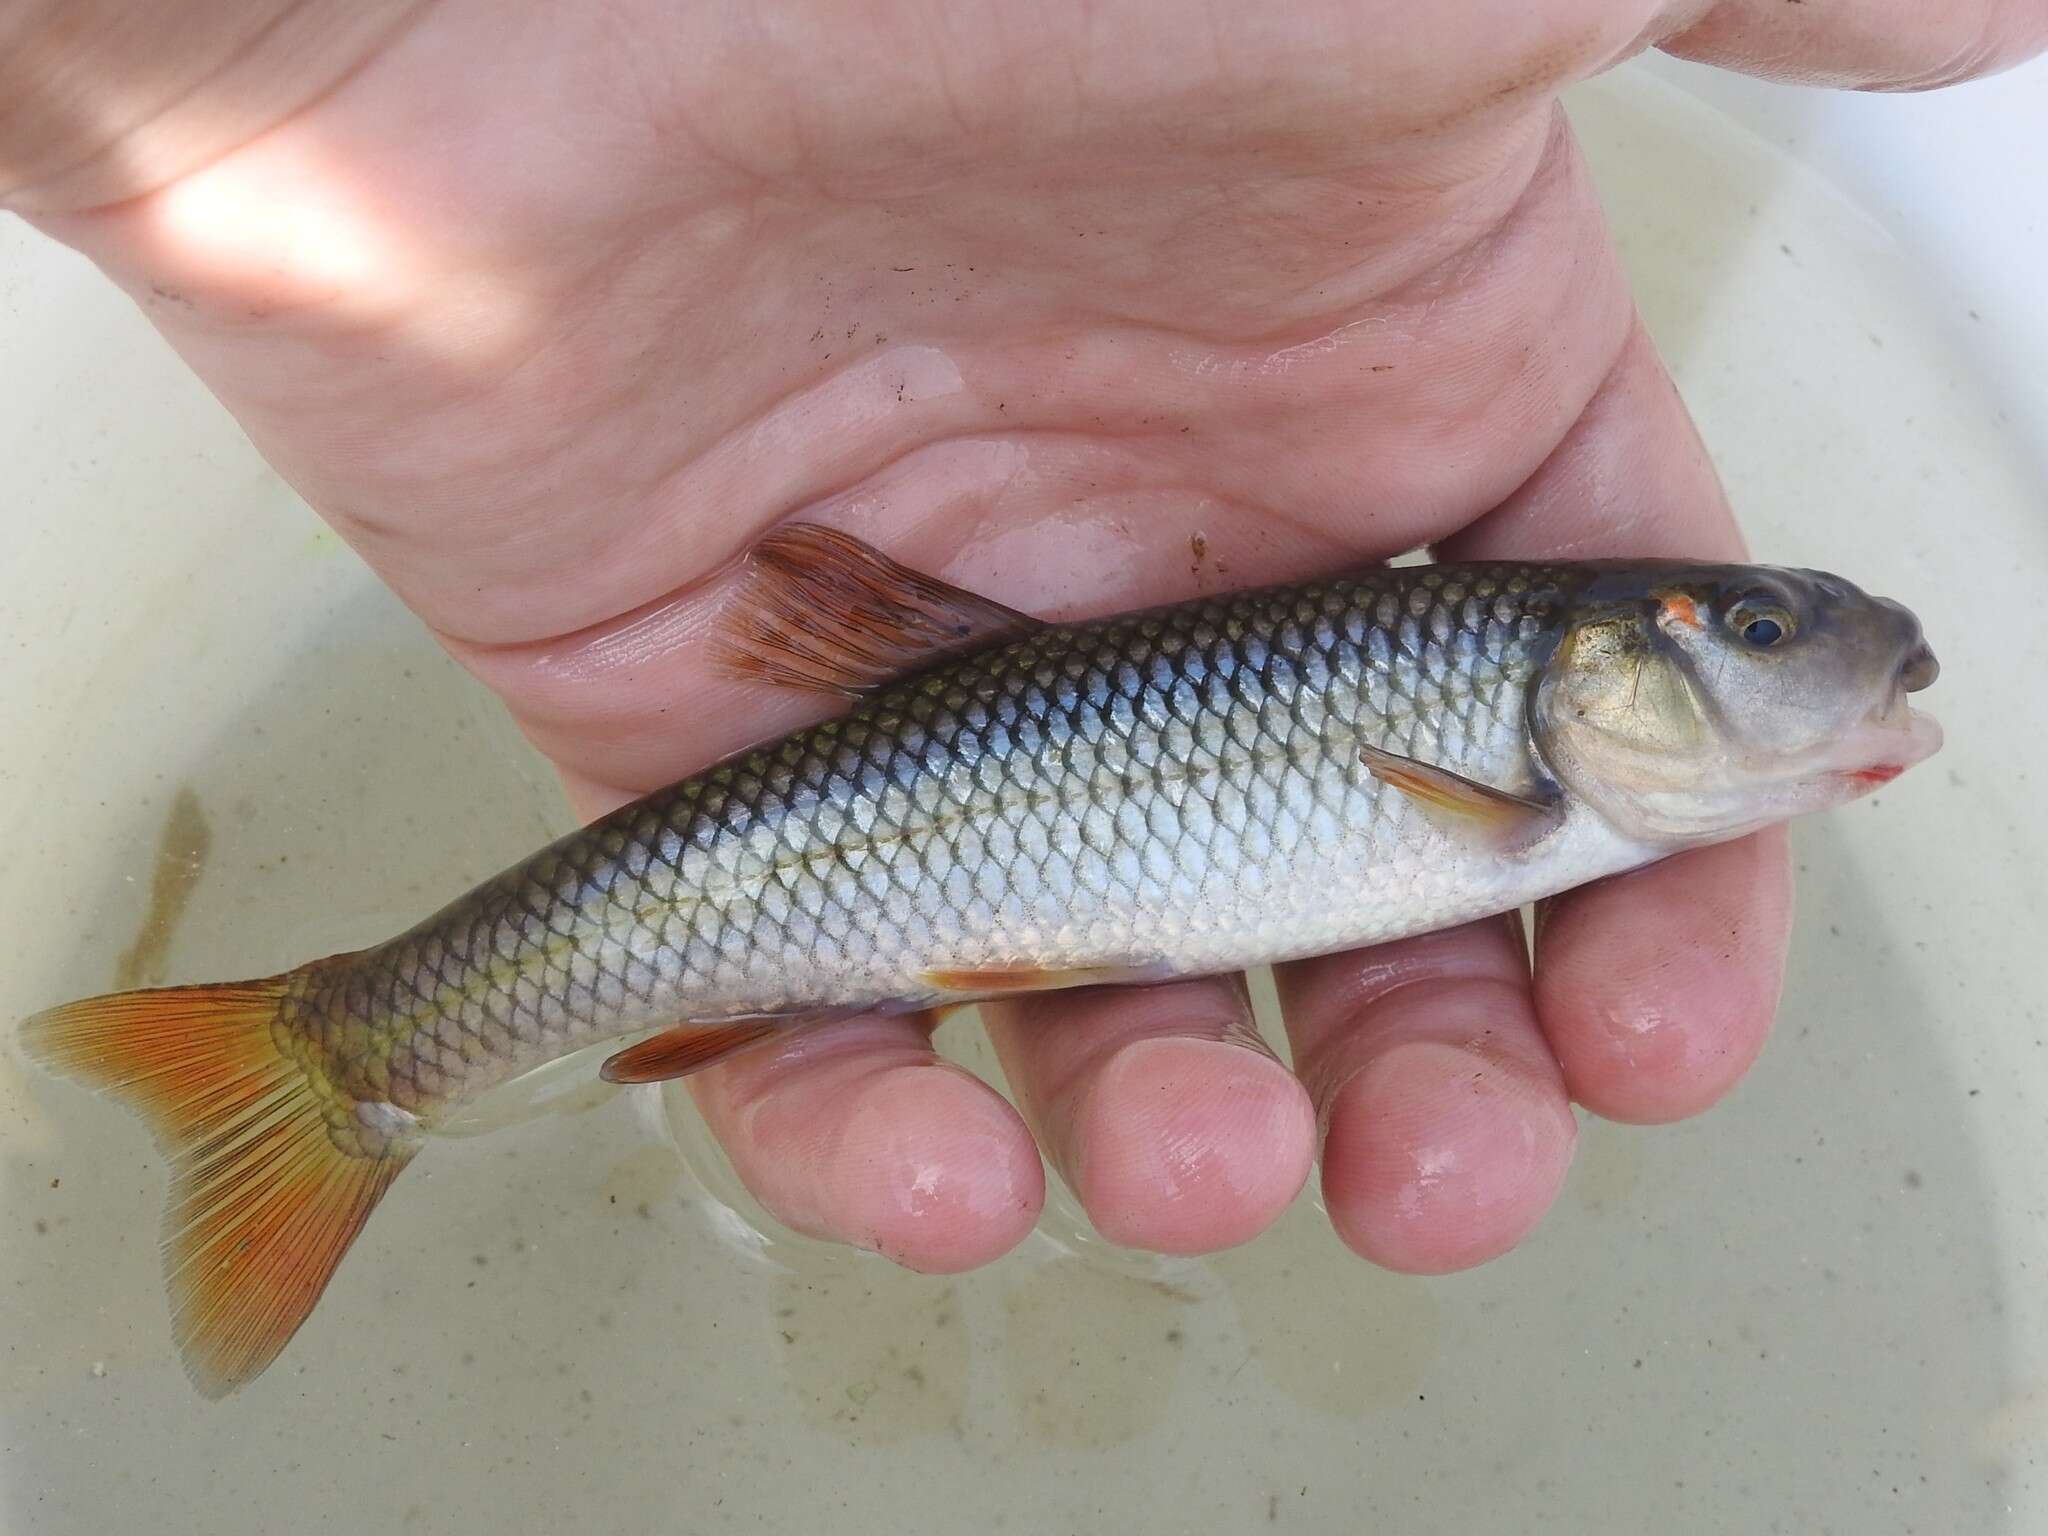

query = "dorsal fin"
[{"left": 713, "top": 525, "right": 1043, "bottom": 695}]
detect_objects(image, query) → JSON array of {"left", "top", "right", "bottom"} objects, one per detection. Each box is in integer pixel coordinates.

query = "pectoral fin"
[
  {"left": 1359, "top": 744, "right": 1561, "bottom": 851},
  {"left": 715, "top": 524, "right": 1043, "bottom": 695}
]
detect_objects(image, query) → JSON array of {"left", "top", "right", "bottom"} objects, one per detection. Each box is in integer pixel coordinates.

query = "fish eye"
[{"left": 1727, "top": 601, "right": 1795, "bottom": 648}]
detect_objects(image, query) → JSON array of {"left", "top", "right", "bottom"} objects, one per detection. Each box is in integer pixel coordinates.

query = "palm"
[{"left": 41, "top": 0, "right": 2033, "bottom": 1272}]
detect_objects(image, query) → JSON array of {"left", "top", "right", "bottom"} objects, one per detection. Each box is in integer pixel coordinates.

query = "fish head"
[{"left": 1531, "top": 563, "right": 1942, "bottom": 844}]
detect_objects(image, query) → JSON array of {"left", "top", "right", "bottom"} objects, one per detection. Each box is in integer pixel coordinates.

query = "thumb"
[{"left": 1658, "top": 0, "right": 2048, "bottom": 91}]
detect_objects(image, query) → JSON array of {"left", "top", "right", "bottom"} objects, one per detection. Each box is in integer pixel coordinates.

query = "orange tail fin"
[{"left": 22, "top": 978, "right": 416, "bottom": 1397}]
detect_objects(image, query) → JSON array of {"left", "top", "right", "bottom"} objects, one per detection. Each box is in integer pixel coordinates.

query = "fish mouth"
[{"left": 1826, "top": 694, "right": 1943, "bottom": 792}]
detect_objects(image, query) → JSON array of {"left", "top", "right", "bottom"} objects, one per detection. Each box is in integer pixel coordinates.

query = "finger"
[
  {"left": 1535, "top": 828, "right": 1792, "bottom": 1123},
  {"left": 683, "top": 1014, "right": 1045, "bottom": 1272},
  {"left": 1442, "top": 318, "right": 1741, "bottom": 563},
  {"left": 982, "top": 976, "right": 1316, "bottom": 1255},
  {"left": 1658, "top": 0, "right": 2048, "bottom": 90},
  {"left": 1276, "top": 917, "right": 1577, "bottom": 1274},
  {"left": 1445, "top": 317, "right": 1791, "bottom": 1123}
]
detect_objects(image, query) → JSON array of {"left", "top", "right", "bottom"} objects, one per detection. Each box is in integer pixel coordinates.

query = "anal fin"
[
  {"left": 1359, "top": 744, "right": 1561, "bottom": 851},
  {"left": 715, "top": 524, "right": 1043, "bottom": 695},
  {"left": 918, "top": 962, "right": 1171, "bottom": 999},
  {"left": 598, "top": 1007, "right": 863, "bottom": 1084}
]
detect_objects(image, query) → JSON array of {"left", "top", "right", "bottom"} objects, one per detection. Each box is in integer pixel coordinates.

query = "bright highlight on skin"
[
  {"left": 150, "top": 164, "right": 390, "bottom": 305},
  {"left": 138, "top": 154, "right": 533, "bottom": 354}
]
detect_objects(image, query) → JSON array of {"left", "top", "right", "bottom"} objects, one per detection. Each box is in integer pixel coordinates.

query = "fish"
[{"left": 20, "top": 525, "right": 1942, "bottom": 1395}]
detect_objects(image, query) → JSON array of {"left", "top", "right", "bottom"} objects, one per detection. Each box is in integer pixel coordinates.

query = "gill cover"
[{"left": 1536, "top": 596, "right": 1707, "bottom": 763}]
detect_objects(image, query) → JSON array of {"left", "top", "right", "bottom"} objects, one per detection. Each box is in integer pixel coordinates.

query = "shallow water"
[{"left": 4, "top": 68, "right": 2046, "bottom": 1533}]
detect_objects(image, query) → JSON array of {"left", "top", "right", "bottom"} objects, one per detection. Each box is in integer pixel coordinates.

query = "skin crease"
[{"left": 20, "top": 0, "right": 2047, "bottom": 1276}]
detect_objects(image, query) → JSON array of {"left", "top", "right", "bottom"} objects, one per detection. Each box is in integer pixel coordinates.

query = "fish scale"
[
  {"left": 275, "top": 561, "right": 1607, "bottom": 1124},
  {"left": 26, "top": 531, "right": 1940, "bottom": 1395}
]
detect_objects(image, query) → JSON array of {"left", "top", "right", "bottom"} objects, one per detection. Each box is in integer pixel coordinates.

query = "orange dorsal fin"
[
  {"left": 1358, "top": 744, "right": 1562, "bottom": 851},
  {"left": 22, "top": 976, "right": 416, "bottom": 1397},
  {"left": 714, "top": 524, "right": 1042, "bottom": 695}
]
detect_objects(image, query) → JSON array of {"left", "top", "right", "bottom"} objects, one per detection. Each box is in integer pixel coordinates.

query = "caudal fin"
[{"left": 22, "top": 978, "right": 415, "bottom": 1397}]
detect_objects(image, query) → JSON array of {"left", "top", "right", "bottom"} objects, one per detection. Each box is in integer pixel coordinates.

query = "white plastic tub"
[{"left": 3, "top": 58, "right": 2044, "bottom": 1535}]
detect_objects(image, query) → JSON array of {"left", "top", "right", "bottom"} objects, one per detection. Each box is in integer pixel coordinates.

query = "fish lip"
[
  {"left": 1891, "top": 704, "right": 1944, "bottom": 766},
  {"left": 1902, "top": 705, "right": 1943, "bottom": 758},
  {"left": 1824, "top": 704, "right": 1943, "bottom": 788}
]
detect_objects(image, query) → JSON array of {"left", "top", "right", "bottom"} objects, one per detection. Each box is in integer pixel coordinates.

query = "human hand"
[{"left": 20, "top": 0, "right": 2046, "bottom": 1273}]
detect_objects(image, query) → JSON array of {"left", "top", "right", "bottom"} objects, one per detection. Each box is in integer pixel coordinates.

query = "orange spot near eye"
[{"left": 1661, "top": 594, "right": 1701, "bottom": 629}]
